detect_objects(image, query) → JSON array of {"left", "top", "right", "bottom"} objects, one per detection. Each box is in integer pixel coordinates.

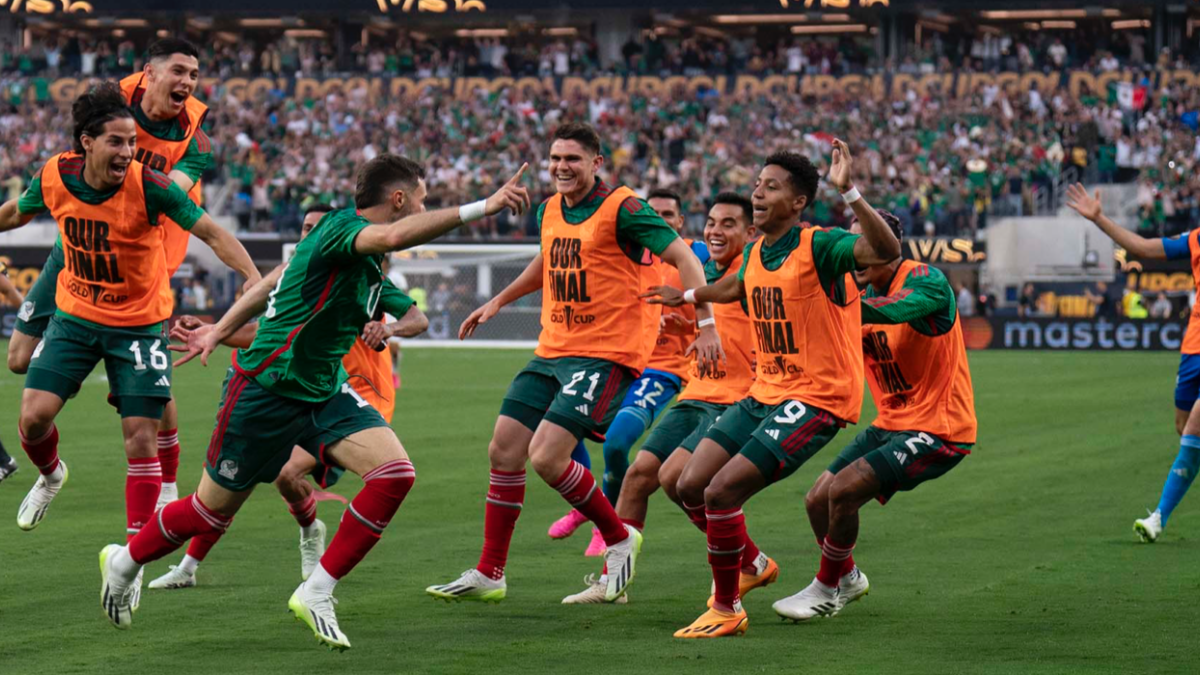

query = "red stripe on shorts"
[{"left": 206, "top": 373, "right": 248, "bottom": 468}]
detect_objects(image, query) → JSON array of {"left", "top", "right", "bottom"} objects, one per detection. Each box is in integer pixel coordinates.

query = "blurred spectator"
[
  {"left": 1150, "top": 292, "right": 1173, "bottom": 319},
  {"left": 957, "top": 283, "right": 976, "bottom": 317},
  {"left": 1018, "top": 283, "right": 1037, "bottom": 317}
]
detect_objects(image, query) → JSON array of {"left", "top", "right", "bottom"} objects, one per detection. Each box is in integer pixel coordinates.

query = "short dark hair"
[
  {"left": 304, "top": 203, "right": 335, "bottom": 217},
  {"left": 873, "top": 209, "right": 904, "bottom": 243},
  {"left": 147, "top": 38, "right": 199, "bottom": 61},
  {"left": 646, "top": 189, "right": 683, "bottom": 212},
  {"left": 552, "top": 122, "right": 601, "bottom": 156},
  {"left": 72, "top": 81, "right": 133, "bottom": 154},
  {"left": 712, "top": 191, "right": 753, "bottom": 226},
  {"left": 763, "top": 151, "right": 819, "bottom": 211},
  {"left": 354, "top": 154, "right": 426, "bottom": 210}
]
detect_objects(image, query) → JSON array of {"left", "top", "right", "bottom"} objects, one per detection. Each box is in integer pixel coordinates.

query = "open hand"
[
  {"left": 640, "top": 285, "right": 685, "bottom": 307},
  {"left": 459, "top": 299, "right": 502, "bottom": 340},
  {"left": 1065, "top": 182, "right": 1103, "bottom": 222},
  {"left": 828, "top": 138, "right": 854, "bottom": 193}
]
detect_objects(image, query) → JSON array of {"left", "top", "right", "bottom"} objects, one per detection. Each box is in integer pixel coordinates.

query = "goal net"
[{"left": 388, "top": 244, "right": 541, "bottom": 348}]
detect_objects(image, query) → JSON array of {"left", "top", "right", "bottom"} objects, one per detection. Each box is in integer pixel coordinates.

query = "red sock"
[
  {"left": 841, "top": 554, "right": 857, "bottom": 577},
  {"left": 286, "top": 492, "right": 317, "bottom": 528},
  {"left": 20, "top": 425, "right": 59, "bottom": 476},
  {"left": 126, "top": 457, "right": 162, "bottom": 542},
  {"left": 741, "top": 532, "right": 762, "bottom": 572},
  {"left": 683, "top": 501, "right": 707, "bottom": 533},
  {"left": 129, "top": 494, "right": 230, "bottom": 564},
  {"left": 186, "top": 531, "right": 223, "bottom": 562},
  {"left": 156, "top": 429, "right": 181, "bottom": 484},
  {"left": 476, "top": 469, "right": 525, "bottom": 580},
  {"left": 817, "top": 536, "right": 856, "bottom": 587},
  {"left": 707, "top": 507, "right": 745, "bottom": 609},
  {"left": 319, "top": 459, "right": 415, "bottom": 579},
  {"left": 551, "top": 461, "right": 626, "bottom": 546}
]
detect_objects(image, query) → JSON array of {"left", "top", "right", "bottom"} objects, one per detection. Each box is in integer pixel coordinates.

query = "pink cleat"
[
  {"left": 548, "top": 509, "right": 589, "bottom": 539},
  {"left": 584, "top": 528, "right": 606, "bottom": 557}
]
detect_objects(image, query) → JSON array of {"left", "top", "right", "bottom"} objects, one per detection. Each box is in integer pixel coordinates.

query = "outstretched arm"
[
  {"left": 460, "top": 252, "right": 544, "bottom": 339},
  {"left": 643, "top": 269, "right": 745, "bottom": 307},
  {"left": 660, "top": 237, "right": 725, "bottom": 373},
  {"left": 172, "top": 265, "right": 284, "bottom": 366},
  {"left": 189, "top": 214, "right": 262, "bottom": 285},
  {"left": 0, "top": 198, "right": 37, "bottom": 233},
  {"left": 1066, "top": 182, "right": 1166, "bottom": 260},
  {"left": 827, "top": 139, "right": 900, "bottom": 266}
]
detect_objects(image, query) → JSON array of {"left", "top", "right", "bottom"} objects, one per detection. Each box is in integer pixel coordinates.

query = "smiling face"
[
  {"left": 751, "top": 164, "right": 807, "bottom": 235},
  {"left": 144, "top": 53, "right": 200, "bottom": 120},
  {"left": 82, "top": 117, "right": 137, "bottom": 188},
  {"left": 704, "top": 203, "right": 754, "bottom": 267},
  {"left": 548, "top": 139, "right": 602, "bottom": 203}
]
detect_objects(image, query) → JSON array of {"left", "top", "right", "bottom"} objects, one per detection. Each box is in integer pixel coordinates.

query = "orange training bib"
[
  {"left": 342, "top": 338, "right": 396, "bottom": 424},
  {"left": 679, "top": 254, "right": 755, "bottom": 405}
]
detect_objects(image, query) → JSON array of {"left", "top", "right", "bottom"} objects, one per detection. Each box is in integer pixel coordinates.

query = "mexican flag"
[{"left": 1115, "top": 82, "right": 1147, "bottom": 111}]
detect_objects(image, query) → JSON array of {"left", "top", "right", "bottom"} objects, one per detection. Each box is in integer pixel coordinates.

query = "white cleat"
[
  {"left": 838, "top": 567, "right": 869, "bottom": 610},
  {"left": 1134, "top": 510, "right": 1163, "bottom": 543},
  {"left": 562, "top": 574, "right": 629, "bottom": 604},
  {"left": 148, "top": 565, "right": 197, "bottom": 590},
  {"left": 130, "top": 567, "right": 144, "bottom": 612},
  {"left": 300, "top": 519, "right": 327, "bottom": 581},
  {"left": 155, "top": 482, "right": 179, "bottom": 512},
  {"left": 17, "top": 461, "right": 68, "bottom": 531},
  {"left": 426, "top": 568, "right": 507, "bottom": 603},
  {"left": 0, "top": 456, "right": 18, "bottom": 484},
  {"left": 288, "top": 581, "right": 350, "bottom": 651},
  {"left": 773, "top": 578, "right": 841, "bottom": 622},
  {"left": 99, "top": 544, "right": 134, "bottom": 630},
  {"left": 603, "top": 525, "right": 642, "bottom": 602}
]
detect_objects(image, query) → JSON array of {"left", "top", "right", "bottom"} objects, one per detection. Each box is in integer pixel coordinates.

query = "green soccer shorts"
[
  {"left": 641, "top": 399, "right": 728, "bottom": 462},
  {"left": 205, "top": 369, "right": 390, "bottom": 492},
  {"left": 25, "top": 314, "right": 172, "bottom": 419},
  {"left": 827, "top": 426, "right": 971, "bottom": 504},
  {"left": 14, "top": 244, "right": 64, "bottom": 339},
  {"left": 704, "top": 397, "right": 844, "bottom": 484},
  {"left": 499, "top": 356, "right": 637, "bottom": 441}
]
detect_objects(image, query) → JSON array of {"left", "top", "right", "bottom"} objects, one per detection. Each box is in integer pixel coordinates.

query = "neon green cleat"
[
  {"left": 288, "top": 582, "right": 351, "bottom": 652},
  {"left": 604, "top": 525, "right": 642, "bottom": 602},
  {"left": 99, "top": 544, "right": 134, "bottom": 630},
  {"left": 425, "top": 569, "right": 507, "bottom": 603}
]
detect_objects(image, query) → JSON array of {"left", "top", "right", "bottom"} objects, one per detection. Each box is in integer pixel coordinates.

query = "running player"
[
  {"left": 427, "top": 122, "right": 721, "bottom": 605},
  {"left": 0, "top": 83, "right": 258, "bottom": 548},
  {"left": 547, "top": 188, "right": 708, "bottom": 556},
  {"left": 561, "top": 192, "right": 767, "bottom": 604},
  {"left": 645, "top": 141, "right": 900, "bottom": 638},
  {"left": 0, "top": 264, "right": 23, "bottom": 483},
  {"left": 1065, "top": 183, "right": 1199, "bottom": 542},
  {"left": 7, "top": 38, "right": 214, "bottom": 508},
  {"left": 779, "top": 210, "right": 976, "bottom": 620},
  {"left": 147, "top": 204, "right": 428, "bottom": 590},
  {"left": 98, "top": 154, "right": 530, "bottom": 651}
]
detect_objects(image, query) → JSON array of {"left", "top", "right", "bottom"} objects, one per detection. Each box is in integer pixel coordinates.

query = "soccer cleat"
[
  {"left": 772, "top": 579, "right": 841, "bottom": 622},
  {"left": 708, "top": 553, "right": 781, "bottom": 608},
  {"left": 584, "top": 527, "right": 606, "bottom": 557},
  {"left": 838, "top": 567, "right": 869, "bottom": 610},
  {"left": 1134, "top": 510, "right": 1163, "bottom": 543},
  {"left": 425, "top": 569, "right": 507, "bottom": 603},
  {"left": 155, "top": 482, "right": 179, "bottom": 512},
  {"left": 17, "top": 461, "right": 68, "bottom": 531},
  {"left": 673, "top": 602, "right": 748, "bottom": 639},
  {"left": 603, "top": 525, "right": 642, "bottom": 601},
  {"left": 0, "top": 456, "right": 18, "bottom": 484},
  {"left": 148, "top": 565, "right": 197, "bottom": 590},
  {"left": 130, "top": 568, "right": 144, "bottom": 612},
  {"left": 548, "top": 509, "right": 588, "bottom": 539},
  {"left": 300, "top": 519, "right": 327, "bottom": 580},
  {"left": 288, "top": 581, "right": 350, "bottom": 651},
  {"left": 99, "top": 544, "right": 134, "bottom": 630},
  {"left": 562, "top": 574, "right": 629, "bottom": 605}
]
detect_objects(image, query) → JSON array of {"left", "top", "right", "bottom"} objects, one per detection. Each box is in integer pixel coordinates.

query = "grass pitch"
[{"left": 0, "top": 346, "right": 1195, "bottom": 675}]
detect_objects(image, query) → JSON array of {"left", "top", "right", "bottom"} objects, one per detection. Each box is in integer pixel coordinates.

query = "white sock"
[
  {"left": 814, "top": 578, "right": 837, "bottom": 594},
  {"left": 306, "top": 563, "right": 338, "bottom": 596},
  {"left": 178, "top": 555, "right": 200, "bottom": 575},
  {"left": 111, "top": 546, "right": 142, "bottom": 584},
  {"left": 47, "top": 463, "right": 65, "bottom": 484},
  {"left": 161, "top": 481, "right": 177, "bottom": 492},
  {"left": 300, "top": 522, "right": 321, "bottom": 539}
]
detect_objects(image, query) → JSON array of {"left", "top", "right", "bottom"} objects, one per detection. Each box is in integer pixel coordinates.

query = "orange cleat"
[
  {"left": 707, "top": 555, "right": 780, "bottom": 608},
  {"left": 673, "top": 605, "right": 749, "bottom": 639}
]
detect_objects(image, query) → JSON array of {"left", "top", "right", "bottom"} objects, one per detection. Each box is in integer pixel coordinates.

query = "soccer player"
[
  {"left": 7, "top": 38, "right": 214, "bottom": 509},
  {"left": 0, "top": 264, "right": 23, "bottom": 483},
  {"left": 147, "top": 205, "right": 429, "bottom": 590},
  {"left": 97, "top": 154, "right": 530, "bottom": 651},
  {"left": 645, "top": 141, "right": 899, "bottom": 638},
  {"left": 0, "top": 83, "right": 258, "bottom": 549},
  {"left": 779, "top": 210, "right": 977, "bottom": 620},
  {"left": 562, "top": 192, "right": 766, "bottom": 604},
  {"left": 427, "top": 122, "right": 721, "bottom": 604},
  {"left": 547, "top": 188, "right": 709, "bottom": 556},
  {"left": 1065, "top": 182, "right": 1200, "bottom": 542}
]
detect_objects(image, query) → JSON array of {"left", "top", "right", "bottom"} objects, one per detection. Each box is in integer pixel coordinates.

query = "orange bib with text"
[
  {"left": 679, "top": 254, "right": 755, "bottom": 405},
  {"left": 743, "top": 227, "right": 863, "bottom": 422},
  {"left": 41, "top": 154, "right": 173, "bottom": 327},
  {"left": 342, "top": 338, "right": 396, "bottom": 424},
  {"left": 535, "top": 186, "right": 653, "bottom": 373},
  {"left": 120, "top": 73, "right": 209, "bottom": 277},
  {"left": 1183, "top": 229, "right": 1200, "bottom": 355},
  {"left": 644, "top": 241, "right": 696, "bottom": 380},
  {"left": 862, "top": 260, "right": 977, "bottom": 443}
]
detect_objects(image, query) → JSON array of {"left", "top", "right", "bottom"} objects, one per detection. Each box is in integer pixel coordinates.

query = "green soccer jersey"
[
  {"left": 737, "top": 225, "right": 861, "bottom": 304},
  {"left": 861, "top": 263, "right": 957, "bottom": 336},
  {"left": 235, "top": 208, "right": 384, "bottom": 402}
]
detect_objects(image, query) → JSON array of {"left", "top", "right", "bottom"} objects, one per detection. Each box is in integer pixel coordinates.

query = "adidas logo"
[
  {"left": 765, "top": 429, "right": 780, "bottom": 441},
  {"left": 575, "top": 403, "right": 590, "bottom": 415},
  {"left": 155, "top": 376, "right": 171, "bottom": 387}
]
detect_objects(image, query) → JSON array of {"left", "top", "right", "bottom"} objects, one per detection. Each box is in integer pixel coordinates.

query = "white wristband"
[
  {"left": 697, "top": 317, "right": 716, "bottom": 329},
  {"left": 683, "top": 289, "right": 697, "bottom": 304},
  {"left": 459, "top": 200, "right": 487, "bottom": 223},
  {"left": 841, "top": 186, "right": 862, "bottom": 204}
]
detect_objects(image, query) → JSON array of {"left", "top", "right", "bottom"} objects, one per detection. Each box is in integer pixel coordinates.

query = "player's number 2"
[
  {"left": 130, "top": 340, "right": 169, "bottom": 371},
  {"left": 563, "top": 371, "right": 601, "bottom": 401}
]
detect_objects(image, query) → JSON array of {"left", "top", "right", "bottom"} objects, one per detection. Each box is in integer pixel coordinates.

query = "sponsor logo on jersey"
[
  {"left": 218, "top": 460, "right": 239, "bottom": 480},
  {"left": 575, "top": 403, "right": 590, "bottom": 416}
]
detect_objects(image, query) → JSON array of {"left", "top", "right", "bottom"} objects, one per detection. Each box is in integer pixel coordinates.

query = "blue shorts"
[
  {"left": 616, "top": 368, "right": 682, "bottom": 426},
  {"left": 1175, "top": 353, "right": 1200, "bottom": 411}
]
